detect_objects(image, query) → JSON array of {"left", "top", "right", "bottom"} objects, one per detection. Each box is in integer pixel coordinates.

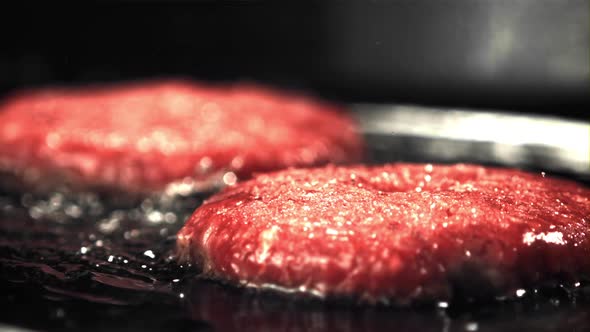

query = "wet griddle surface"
[{"left": 1, "top": 134, "right": 590, "bottom": 332}]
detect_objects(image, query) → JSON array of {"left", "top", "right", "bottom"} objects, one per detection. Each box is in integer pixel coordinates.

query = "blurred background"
[{"left": 1, "top": 0, "right": 588, "bottom": 119}]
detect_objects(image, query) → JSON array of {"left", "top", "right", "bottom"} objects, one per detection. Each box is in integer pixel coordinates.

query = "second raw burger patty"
[
  {"left": 177, "top": 163, "right": 590, "bottom": 304},
  {"left": 0, "top": 80, "right": 363, "bottom": 195}
]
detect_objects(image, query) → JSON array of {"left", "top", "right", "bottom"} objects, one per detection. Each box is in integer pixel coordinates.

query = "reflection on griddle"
[{"left": 187, "top": 281, "right": 590, "bottom": 332}]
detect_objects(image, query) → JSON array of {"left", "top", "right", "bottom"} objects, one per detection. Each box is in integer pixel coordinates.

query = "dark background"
[{"left": 2, "top": 1, "right": 588, "bottom": 119}]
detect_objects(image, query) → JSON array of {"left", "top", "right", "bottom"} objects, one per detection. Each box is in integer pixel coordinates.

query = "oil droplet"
[
  {"left": 516, "top": 289, "right": 526, "bottom": 297},
  {"left": 231, "top": 156, "right": 244, "bottom": 169},
  {"left": 223, "top": 172, "right": 237, "bottom": 185},
  {"left": 143, "top": 250, "right": 156, "bottom": 259},
  {"left": 164, "top": 212, "right": 177, "bottom": 224},
  {"left": 437, "top": 301, "right": 449, "bottom": 308},
  {"left": 199, "top": 156, "right": 213, "bottom": 171},
  {"left": 65, "top": 204, "right": 82, "bottom": 218},
  {"left": 147, "top": 211, "right": 164, "bottom": 223}
]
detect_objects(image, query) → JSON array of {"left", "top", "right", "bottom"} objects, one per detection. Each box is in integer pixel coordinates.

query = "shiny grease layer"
[{"left": 177, "top": 163, "right": 590, "bottom": 305}]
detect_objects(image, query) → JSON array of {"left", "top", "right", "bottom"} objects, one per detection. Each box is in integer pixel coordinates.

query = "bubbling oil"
[{"left": 0, "top": 189, "right": 203, "bottom": 300}]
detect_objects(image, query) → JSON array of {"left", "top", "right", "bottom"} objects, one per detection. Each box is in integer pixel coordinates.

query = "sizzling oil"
[{"left": 0, "top": 190, "right": 205, "bottom": 331}]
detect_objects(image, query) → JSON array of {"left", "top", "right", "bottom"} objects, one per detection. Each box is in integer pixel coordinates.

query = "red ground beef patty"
[
  {"left": 177, "top": 163, "right": 590, "bottom": 305},
  {"left": 0, "top": 80, "right": 363, "bottom": 195}
]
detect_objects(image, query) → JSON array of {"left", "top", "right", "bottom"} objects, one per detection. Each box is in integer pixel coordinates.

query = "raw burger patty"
[
  {"left": 177, "top": 163, "right": 590, "bottom": 304},
  {"left": 0, "top": 80, "right": 363, "bottom": 194}
]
